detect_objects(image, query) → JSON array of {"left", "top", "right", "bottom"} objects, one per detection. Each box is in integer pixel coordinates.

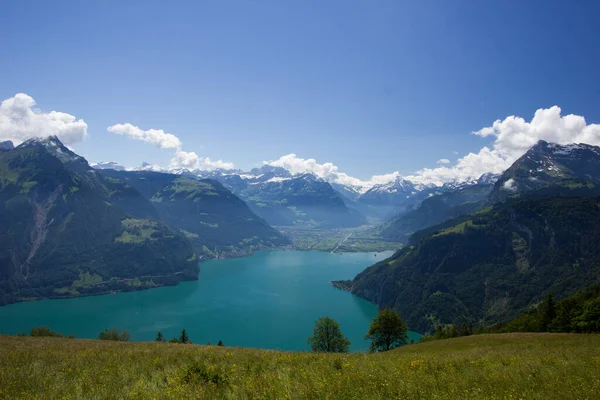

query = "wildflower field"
[{"left": 1, "top": 333, "right": 599, "bottom": 399}]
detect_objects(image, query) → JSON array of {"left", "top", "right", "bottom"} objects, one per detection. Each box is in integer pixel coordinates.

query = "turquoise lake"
[{"left": 0, "top": 250, "right": 420, "bottom": 351}]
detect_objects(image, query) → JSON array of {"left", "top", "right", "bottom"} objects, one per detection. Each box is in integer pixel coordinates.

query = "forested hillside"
[
  {"left": 0, "top": 138, "right": 198, "bottom": 305},
  {"left": 99, "top": 170, "right": 290, "bottom": 258},
  {"left": 336, "top": 185, "right": 600, "bottom": 333}
]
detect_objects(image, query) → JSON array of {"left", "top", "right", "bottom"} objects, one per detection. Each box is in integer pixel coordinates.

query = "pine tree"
[
  {"left": 155, "top": 331, "right": 165, "bottom": 342},
  {"left": 217, "top": 340, "right": 224, "bottom": 346},
  {"left": 179, "top": 328, "right": 189, "bottom": 344}
]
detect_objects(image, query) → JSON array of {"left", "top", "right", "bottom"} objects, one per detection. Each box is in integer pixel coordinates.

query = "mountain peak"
[
  {"left": 90, "top": 161, "right": 126, "bottom": 171},
  {"left": 133, "top": 162, "right": 165, "bottom": 172},
  {"left": 17, "top": 135, "right": 87, "bottom": 168},
  {"left": 0, "top": 140, "right": 14, "bottom": 150},
  {"left": 489, "top": 141, "right": 600, "bottom": 201},
  {"left": 19, "top": 135, "right": 64, "bottom": 148},
  {"left": 250, "top": 165, "right": 290, "bottom": 177}
]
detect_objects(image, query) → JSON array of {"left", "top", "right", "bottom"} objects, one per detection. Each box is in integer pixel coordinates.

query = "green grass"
[
  {"left": 433, "top": 220, "right": 474, "bottom": 236},
  {"left": 180, "top": 229, "right": 200, "bottom": 239},
  {"left": 0, "top": 333, "right": 598, "bottom": 399},
  {"left": 115, "top": 218, "right": 158, "bottom": 243},
  {"left": 72, "top": 272, "right": 103, "bottom": 287}
]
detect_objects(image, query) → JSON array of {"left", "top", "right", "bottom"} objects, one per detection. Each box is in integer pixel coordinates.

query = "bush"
[
  {"left": 30, "top": 326, "right": 68, "bottom": 338},
  {"left": 98, "top": 328, "right": 130, "bottom": 341},
  {"left": 182, "top": 363, "right": 228, "bottom": 385}
]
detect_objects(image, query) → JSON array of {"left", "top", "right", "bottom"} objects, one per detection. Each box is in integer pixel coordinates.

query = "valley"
[
  {"left": 278, "top": 224, "right": 402, "bottom": 253},
  {"left": 3, "top": 137, "right": 600, "bottom": 340},
  {"left": 3, "top": 4, "right": 599, "bottom": 398}
]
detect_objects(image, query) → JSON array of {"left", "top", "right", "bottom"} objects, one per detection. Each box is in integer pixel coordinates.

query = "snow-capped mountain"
[
  {"left": 90, "top": 161, "right": 126, "bottom": 171},
  {"left": 131, "top": 161, "right": 166, "bottom": 172},
  {"left": 18, "top": 136, "right": 88, "bottom": 167},
  {"left": 88, "top": 156, "right": 508, "bottom": 223},
  {"left": 489, "top": 140, "right": 600, "bottom": 202},
  {"left": 202, "top": 167, "right": 365, "bottom": 228},
  {"left": 352, "top": 177, "right": 436, "bottom": 218},
  {"left": 476, "top": 172, "right": 501, "bottom": 185}
]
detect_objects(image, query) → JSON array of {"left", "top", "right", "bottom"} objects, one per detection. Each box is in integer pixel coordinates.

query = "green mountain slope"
[
  {"left": 0, "top": 138, "right": 198, "bottom": 305},
  {"left": 98, "top": 170, "right": 290, "bottom": 257},
  {"left": 380, "top": 183, "right": 492, "bottom": 242},
  {"left": 497, "top": 281, "right": 600, "bottom": 334},
  {"left": 336, "top": 186, "right": 600, "bottom": 333}
]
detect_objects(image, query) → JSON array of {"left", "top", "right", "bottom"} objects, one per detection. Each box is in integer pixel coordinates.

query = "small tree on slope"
[
  {"left": 179, "top": 329, "right": 189, "bottom": 344},
  {"left": 365, "top": 309, "right": 408, "bottom": 352},
  {"left": 308, "top": 316, "right": 351, "bottom": 353}
]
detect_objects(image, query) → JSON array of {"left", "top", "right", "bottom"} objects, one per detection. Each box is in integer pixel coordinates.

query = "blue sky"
[{"left": 1, "top": 0, "right": 599, "bottom": 184}]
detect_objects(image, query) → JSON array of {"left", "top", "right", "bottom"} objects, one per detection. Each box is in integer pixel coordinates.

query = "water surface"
[{"left": 0, "top": 250, "right": 420, "bottom": 351}]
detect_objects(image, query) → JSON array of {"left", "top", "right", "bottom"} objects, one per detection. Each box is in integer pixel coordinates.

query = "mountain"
[
  {"left": 199, "top": 166, "right": 366, "bottom": 228},
  {"left": 356, "top": 177, "right": 439, "bottom": 219},
  {"left": 329, "top": 182, "right": 363, "bottom": 203},
  {"left": 0, "top": 140, "right": 14, "bottom": 150},
  {"left": 335, "top": 181, "right": 600, "bottom": 333},
  {"left": 131, "top": 161, "right": 166, "bottom": 172},
  {"left": 98, "top": 170, "right": 290, "bottom": 256},
  {"left": 380, "top": 182, "right": 494, "bottom": 242},
  {"left": 477, "top": 172, "right": 501, "bottom": 185},
  {"left": 381, "top": 141, "right": 600, "bottom": 243},
  {"left": 0, "top": 137, "right": 198, "bottom": 305},
  {"left": 89, "top": 162, "right": 366, "bottom": 228},
  {"left": 489, "top": 140, "right": 600, "bottom": 202},
  {"left": 90, "top": 161, "right": 125, "bottom": 171}
]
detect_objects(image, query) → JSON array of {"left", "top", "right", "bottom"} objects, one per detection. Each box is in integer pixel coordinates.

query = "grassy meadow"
[{"left": 1, "top": 333, "right": 599, "bottom": 399}]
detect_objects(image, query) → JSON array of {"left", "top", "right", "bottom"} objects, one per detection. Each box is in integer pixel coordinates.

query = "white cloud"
[
  {"left": 266, "top": 153, "right": 404, "bottom": 191},
  {"left": 474, "top": 106, "right": 600, "bottom": 154},
  {"left": 406, "top": 147, "right": 511, "bottom": 186},
  {"left": 100, "top": 105, "right": 600, "bottom": 189},
  {"left": 406, "top": 106, "right": 600, "bottom": 185},
  {"left": 502, "top": 178, "right": 517, "bottom": 192},
  {"left": 107, "top": 122, "right": 233, "bottom": 171},
  {"left": 170, "top": 150, "right": 235, "bottom": 171},
  {"left": 107, "top": 123, "right": 181, "bottom": 149},
  {"left": 267, "top": 154, "right": 364, "bottom": 187},
  {"left": 267, "top": 106, "right": 600, "bottom": 188},
  {"left": 0, "top": 93, "right": 87, "bottom": 145}
]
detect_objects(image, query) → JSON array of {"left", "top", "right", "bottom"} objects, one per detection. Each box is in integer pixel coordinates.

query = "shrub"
[
  {"left": 182, "top": 364, "right": 227, "bottom": 385},
  {"left": 98, "top": 328, "right": 130, "bottom": 341},
  {"left": 30, "top": 326, "right": 67, "bottom": 338}
]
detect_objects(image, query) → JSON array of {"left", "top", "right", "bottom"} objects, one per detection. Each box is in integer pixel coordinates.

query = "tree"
[
  {"left": 365, "top": 309, "right": 408, "bottom": 352},
  {"left": 98, "top": 328, "right": 130, "bottom": 341},
  {"left": 217, "top": 340, "right": 224, "bottom": 347},
  {"left": 539, "top": 293, "right": 556, "bottom": 331},
  {"left": 179, "top": 329, "right": 189, "bottom": 344},
  {"left": 155, "top": 331, "right": 165, "bottom": 342},
  {"left": 307, "top": 316, "right": 351, "bottom": 353}
]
